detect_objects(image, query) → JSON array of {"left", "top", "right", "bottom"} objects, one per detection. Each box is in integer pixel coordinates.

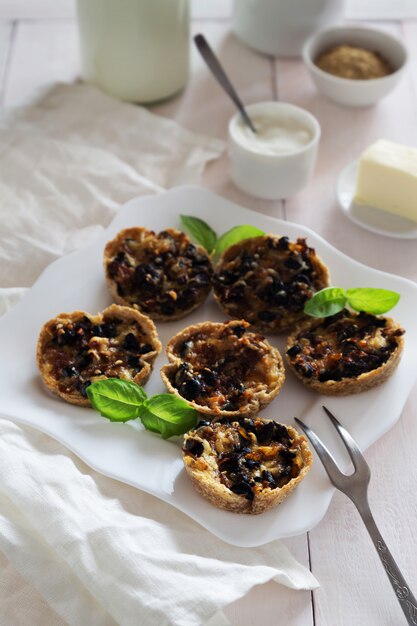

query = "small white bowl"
[
  {"left": 302, "top": 25, "right": 407, "bottom": 108},
  {"left": 228, "top": 101, "right": 321, "bottom": 200}
]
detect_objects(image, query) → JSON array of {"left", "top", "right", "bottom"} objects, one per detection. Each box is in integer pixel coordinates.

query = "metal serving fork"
[{"left": 295, "top": 407, "right": 417, "bottom": 626}]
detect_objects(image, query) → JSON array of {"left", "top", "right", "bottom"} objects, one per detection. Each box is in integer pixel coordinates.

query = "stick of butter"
[{"left": 354, "top": 139, "right": 417, "bottom": 223}]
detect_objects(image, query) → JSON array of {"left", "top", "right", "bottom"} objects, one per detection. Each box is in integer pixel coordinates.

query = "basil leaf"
[
  {"left": 304, "top": 287, "right": 347, "bottom": 318},
  {"left": 346, "top": 288, "right": 400, "bottom": 315},
  {"left": 86, "top": 378, "right": 147, "bottom": 422},
  {"left": 214, "top": 225, "right": 265, "bottom": 256},
  {"left": 180, "top": 215, "right": 218, "bottom": 254},
  {"left": 139, "top": 394, "right": 198, "bottom": 439}
]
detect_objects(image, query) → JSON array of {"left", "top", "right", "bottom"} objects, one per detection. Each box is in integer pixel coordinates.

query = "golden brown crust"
[
  {"left": 104, "top": 227, "right": 213, "bottom": 321},
  {"left": 183, "top": 419, "right": 313, "bottom": 514},
  {"left": 213, "top": 234, "right": 330, "bottom": 333},
  {"left": 285, "top": 310, "right": 405, "bottom": 396},
  {"left": 161, "top": 320, "right": 285, "bottom": 418},
  {"left": 37, "top": 304, "right": 161, "bottom": 406}
]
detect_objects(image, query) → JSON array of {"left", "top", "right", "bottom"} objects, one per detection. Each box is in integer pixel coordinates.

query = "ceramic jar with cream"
[{"left": 229, "top": 102, "right": 321, "bottom": 199}]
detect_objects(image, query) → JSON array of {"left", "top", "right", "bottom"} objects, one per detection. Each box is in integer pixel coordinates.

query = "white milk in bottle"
[{"left": 77, "top": 0, "right": 190, "bottom": 103}]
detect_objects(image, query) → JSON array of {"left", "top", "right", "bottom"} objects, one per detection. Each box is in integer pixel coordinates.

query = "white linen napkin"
[{"left": 0, "top": 83, "right": 318, "bottom": 626}]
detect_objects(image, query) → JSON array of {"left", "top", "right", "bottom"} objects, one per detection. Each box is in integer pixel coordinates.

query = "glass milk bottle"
[{"left": 77, "top": 0, "right": 190, "bottom": 103}]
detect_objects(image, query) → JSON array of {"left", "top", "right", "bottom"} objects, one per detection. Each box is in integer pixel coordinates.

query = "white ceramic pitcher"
[{"left": 233, "top": 0, "right": 345, "bottom": 57}]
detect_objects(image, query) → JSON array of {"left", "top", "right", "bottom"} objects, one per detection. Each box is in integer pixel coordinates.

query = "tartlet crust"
[
  {"left": 161, "top": 320, "right": 285, "bottom": 418},
  {"left": 183, "top": 419, "right": 313, "bottom": 515},
  {"left": 104, "top": 226, "right": 213, "bottom": 321},
  {"left": 37, "top": 304, "right": 161, "bottom": 406},
  {"left": 285, "top": 312, "right": 404, "bottom": 396},
  {"left": 213, "top": 234, "right": 330, "bottom": 333}
]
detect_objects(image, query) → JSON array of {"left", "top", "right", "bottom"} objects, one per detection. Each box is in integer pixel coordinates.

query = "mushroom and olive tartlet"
[
  {"left": 37, "top": 304, "right": 161, "bottom": 406},
  {"left": 104, "top": 227, "right": 213, "bottom": 321},
  {"left": 183, "top": 418, "right": 312, "bottom": 514},
  {"left": 213, "top": 235, "right": 330, "bottom": 333},
  {"left": 286, "top": 309, "right": 405, "bottom": 395},
  {"left": 161, "top": 320, "right": 285, "bottom": 417}
]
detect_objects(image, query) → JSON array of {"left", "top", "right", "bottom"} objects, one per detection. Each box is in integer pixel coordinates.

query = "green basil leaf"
[
  {"left": 304, "top": 287, "right": 347, "bottom": 318},
  {"left": 86, "top": 378, "right": 147, "bottom": 422},
  {"left": 139, "top": 394, "right": 198, "bottom": 439},
  {"left": 214, "top": 225, "right": 265, "bottom": 256},
  {"left": 180, "top": 215, "right": 218, "bottom": 254},
  {"left": 346, "top": 288, "right": 400, "bottom": 315}
]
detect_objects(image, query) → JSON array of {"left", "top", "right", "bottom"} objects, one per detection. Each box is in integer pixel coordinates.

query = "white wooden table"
[{"left": 1, "top": 2, "right": 417, "bottom": 625}]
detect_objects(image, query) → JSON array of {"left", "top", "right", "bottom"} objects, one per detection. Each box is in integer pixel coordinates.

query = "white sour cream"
[{"left": 236, "top": 113, "right": 313, "bottom": 155}]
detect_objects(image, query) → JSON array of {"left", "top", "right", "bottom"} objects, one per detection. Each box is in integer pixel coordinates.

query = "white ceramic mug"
[
  {"left": 77, "top": 0, "right": 190, "bottom": 103},
  {"left": 233, "top": 0, "right": 345, "bottom": 57}
]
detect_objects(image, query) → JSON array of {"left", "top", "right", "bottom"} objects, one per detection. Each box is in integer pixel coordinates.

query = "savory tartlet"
[
  {"left": 183, "top": 418, "right": 312, "bottom": 514},
  {"left": 104, "top": 227, "right": 213, "bottom": 321},
  {"left": 161, "top": 319, "right": 285, "bottom": 417},
  {"left": 37, "top": 304, "right": 161, "bottom": 406},
  {"left": 213, "top": 235, "right": 330, "bottom": 333},
  {"left": 285, "top": 309, "right": 405, "bottom": 395}
]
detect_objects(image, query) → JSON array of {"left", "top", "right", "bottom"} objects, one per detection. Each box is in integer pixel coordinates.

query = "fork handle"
[{"left": 357, "top": 502, "right": 417, "bottom": 625}]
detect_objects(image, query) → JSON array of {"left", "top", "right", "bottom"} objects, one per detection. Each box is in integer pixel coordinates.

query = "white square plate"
[{"left": 1, "top": 186, "right": 416, "bottom": 547}]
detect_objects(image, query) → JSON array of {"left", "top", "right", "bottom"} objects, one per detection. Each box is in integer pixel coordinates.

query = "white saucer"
[{"left": 337, "top": 160, "right": 417, "bottom": 239}]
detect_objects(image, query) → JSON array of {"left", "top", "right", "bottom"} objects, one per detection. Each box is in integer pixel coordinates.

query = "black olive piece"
[
  {"left": 296, "top": 273, "right": 311, "bottom": 285},
  {"left": 218, "top": 457, "right": 241, "bottom": 473},
  {"left": 160, "top": 303, "right": 175, "bottom": 316},
  {"left": 57, "top": 329, "right": 78, "bottom": 346},
  {"left": 179, "top": 341, "right": 192, "bottom": 357},
  {"left": 295, "top": 362, "right": 315, "bottom": 378},
  {"left": 180, "top": 378, "right": 202, "bottom": 401},
  {"left": 230, "top": 481, "right": 255, "bottom": 501},
  {"left": 201, "top": 368, "right": 217, "bottom": 386},
  {"left": 127, "top": 355, "right": 141, "bottom": 369},
  {"left": 174, "top": 362, "right": 190, "bottom": 385},
  {"left": 191, "top": 273, "right": 210, "bottom": 287},
  {"left": 184, "top": 438, "right": 204, "bottom": 458},
  {"left": 77, "top": 352, "right": 92, "bottom": 370},
  {"left": 215, "top": 270, "right": 236, "bottom": 286},
  {"left": 196, "top": 419, "right": 211, "bottom": 428},
  {"left": 232, "top": 324, "right": 246, "bottom": 338},
  {"left": 241, "top": 418, "right": 255, "bottom": 432},
  {"left": 62, "top": 365, "right": 79, "bottom": 378},
  {"left": 221, "top": 401, "right": 234, "bottom": 412},
  {"left": 284, "top": 256, "right": 302, "bottom": 270},
  {"left": 243, "top": 458, "right": 260, "bottom": 470},
  {"left": 123, "top": 333, "right": 140, "bottom": 352},
  {"left": 79, "top": 380, "right": 92, "bottom": 397},
  {"left": 277, "top": 236, "right": 290, "bottom": 250},
  {"left": 287, "top": 344, "right": 302, "bottom": 357},
  {"left": 261, "top": 470, "right": 276, "bottom": 487},
  {"left": 227, "top": 282, "right": 246, "bottom": 301},
  {"left": 115, "top": 251, "right": 127, "bottom": 264},
  {"left": 153, "top": 255, "right": 163, "bottom": 265},
  {"left": 280, "top": 448, "right": 296, "bottom": 461},
  {"left": 258, "top": 311, "right": 277, "bottom": 322},
  {"left": 177, "top": 275, "right": 188, "bottom": 286},
  {"left": 101, "top": 322, "right": 118, "bottom": 338},
  {"left": 272, "top": 290, "right": 288, "bottom": 306},
  {"left": 256, "top": 421, "right": 275, "bottom": 445},
  {"left": 134, "top": 263, "right": 161, "bottom": 287},
  {"left": 271, "top": 423, "right": 291, "bottom": 445},
  {"left": 91, "top": 324, "right": 104, "bottom": 337},
  {"left": 137, "top": 343, "right": 153, "bottom": 355}
]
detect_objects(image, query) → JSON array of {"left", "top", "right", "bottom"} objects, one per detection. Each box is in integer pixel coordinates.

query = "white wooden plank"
[
  {"left": 0, "top": 0, "right": 75, "bottom": 20},
  {"left": 0, "top": 21, "right": 13, "bottom": 105},
  {"left": 3, "top": 21, "right": 79, "bottom": 108},
  {"left": 346, "top": 0, "right": 417, "bottom": 20},
  {"left": 192, "top": 0, "right": 232, "bottom": 20}
]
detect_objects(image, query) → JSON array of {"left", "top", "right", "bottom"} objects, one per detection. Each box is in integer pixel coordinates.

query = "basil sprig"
[
  {"left": 304, "top": 287, "right": 400, "bottom": 318},
  {"left": 86, "top": 379, "right": 198, "bottom": 438},
  {"left": 180, "top": 215, "right": 264, "bottom": 256}
]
